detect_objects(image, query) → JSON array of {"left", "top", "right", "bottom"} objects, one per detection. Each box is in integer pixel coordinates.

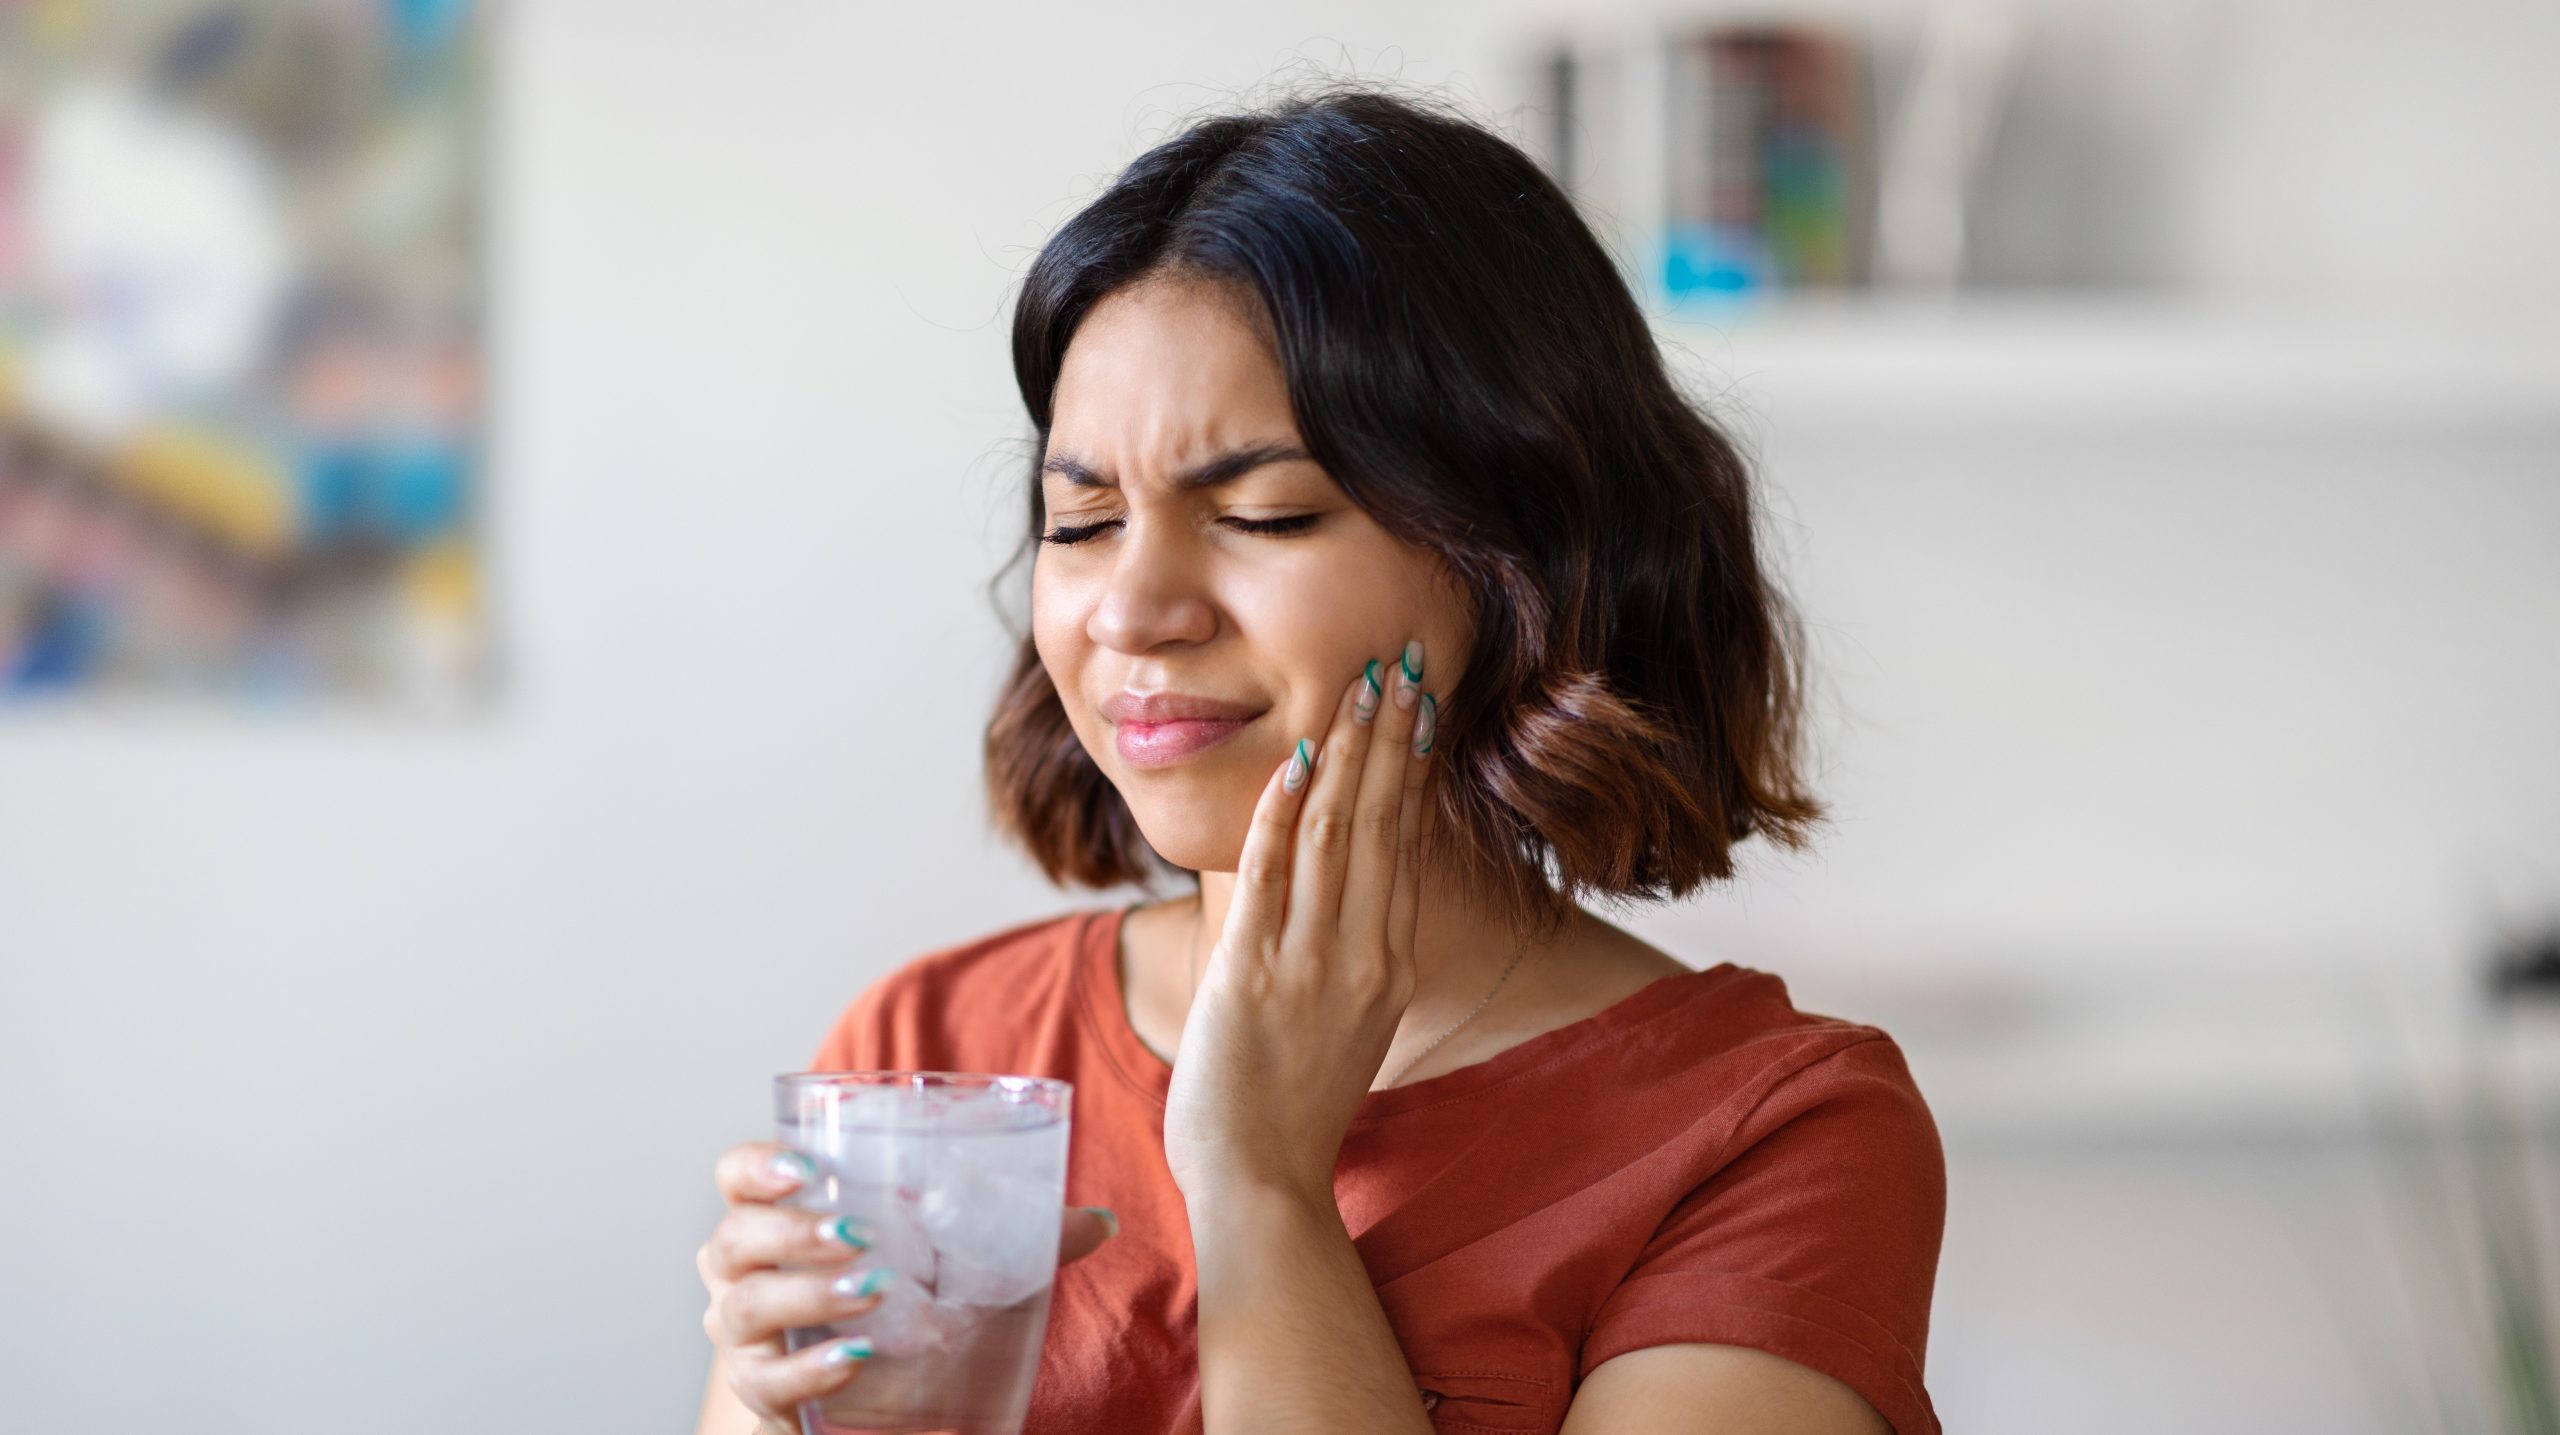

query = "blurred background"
[{"left": 2, "top": 1, "right": 2555, "bottom": 1431}]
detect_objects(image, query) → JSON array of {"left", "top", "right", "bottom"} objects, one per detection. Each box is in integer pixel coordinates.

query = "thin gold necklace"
[{"left": 1181, "top": 897, "right": 1535, "bottom": 1091}]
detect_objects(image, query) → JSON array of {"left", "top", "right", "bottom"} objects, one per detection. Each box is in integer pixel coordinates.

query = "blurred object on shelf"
[
  {"left": 0, "top": 0, "right": 488, "bottom": 709},
  {"left": 2494, "top": 929, "right": 2560, "bottom": 1004},
  {"left": 1661, "top": 22, "right": 1871, "bottom": 299},
  {"left": 2483, "top": 848, "right": 2560, "bottom": 1004},
  {"left": 1524, "top": 0, "right": 2237, "bottom": 312}
]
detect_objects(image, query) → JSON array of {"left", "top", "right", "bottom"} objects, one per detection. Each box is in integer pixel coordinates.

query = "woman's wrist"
[
  {"left": 1190, "top": 1177, "right": 1435, "bottom": 1434},
  {"left": 1187, "top": 1177, "right": 1335, "bottom": 1251}
]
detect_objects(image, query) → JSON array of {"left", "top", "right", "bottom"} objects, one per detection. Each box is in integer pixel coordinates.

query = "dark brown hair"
[{"left": 985, "top": 81, "right": 1825, "bottom": 934}]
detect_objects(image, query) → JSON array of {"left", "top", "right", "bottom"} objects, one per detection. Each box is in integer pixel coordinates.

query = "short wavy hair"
[{"left": 985, "top": 80, "right": 1825, "bottom": 934}]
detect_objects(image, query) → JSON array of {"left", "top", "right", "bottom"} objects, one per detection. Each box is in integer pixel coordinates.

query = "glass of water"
[{"left": 772, "top": 1071, "right": 1074, "bottom": 1435}]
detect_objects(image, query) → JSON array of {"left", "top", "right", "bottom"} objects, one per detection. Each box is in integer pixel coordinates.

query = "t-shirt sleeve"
[
  {"left": 806, "top": 978, "right": 894, "bottom": 1073},
  {"left": 1579, "top": 1034, "right": 1947, "bottom": 1435}
]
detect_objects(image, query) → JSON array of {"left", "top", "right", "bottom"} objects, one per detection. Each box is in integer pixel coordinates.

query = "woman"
[{"left": 693, "top": 83, "right": 1945, "bottom": 1435}]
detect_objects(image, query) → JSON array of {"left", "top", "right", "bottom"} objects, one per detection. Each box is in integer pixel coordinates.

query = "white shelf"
[
  {"left": 1880, "top": 979, "right": 2560, "bottom": 1145},
  {"left": 1643, "top": 294, "right": 2560, "bottom": 432}
]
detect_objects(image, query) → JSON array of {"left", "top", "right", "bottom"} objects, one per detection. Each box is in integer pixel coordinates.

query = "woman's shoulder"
[
  {"left": 1574, "top": 944, "right": 1943, "bottom": 1230},
  {"left": 1551, "top": 914, "right": 1905, "bottom": 1062},
  {"left": 1674, "top": 959, "right": 1930, "bottom": 1108},
  {"left": 1475, "top": 913, "right": 1931, "bottom": 1137},
  {"left": 1674, "top": 960, "right": 1942, "bottom": 1171},
  {"left": 1560, "top": 916, "right": 1932, "bottom": 1124},
  {"left": 806, "top": 906, "right": 1103, "bottom": 1071}
]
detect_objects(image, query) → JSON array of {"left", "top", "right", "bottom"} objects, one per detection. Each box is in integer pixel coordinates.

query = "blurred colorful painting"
[{"left": 0, "top": 0, "right": 485, "bottom": 706}]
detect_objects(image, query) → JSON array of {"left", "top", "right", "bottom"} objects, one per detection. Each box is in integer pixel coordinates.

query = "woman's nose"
[{"left": 1086, "top": 518, "right": 1218, "bottom": 654}]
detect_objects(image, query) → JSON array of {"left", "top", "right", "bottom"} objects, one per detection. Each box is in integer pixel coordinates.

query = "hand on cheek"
[{"left": 1160, "top": 638, "right": 1438, "bottom": 1202}]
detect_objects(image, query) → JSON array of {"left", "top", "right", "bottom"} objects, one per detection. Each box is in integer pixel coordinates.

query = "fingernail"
[
  {"left": 1413, "top": 692, "right": 1437, "bottom": 757},
  {"left": 769, "top": 1150, "right": 815, "bottom": 1185},
  {"left": 1282, "top": 738, "right": 1312, "bottom": 793},
  {"left": 1394, "top": 640, "right": 1423, "bottom": 711},
  {"left": 1083, "top": 1205, "right": 1120, "bottom": 1240},
  {"left": 821, "top": 1336, "right": 875, "bottom": 1367},
  {"left": 833, "top": 1267, "right": 894, "bottom": 1300},
  {"left": 1354, "top": 659, "right": 1383, "bottom": 723},
  {"left": 818, "top": 1216, "right": 872, "bottom": 1251}
]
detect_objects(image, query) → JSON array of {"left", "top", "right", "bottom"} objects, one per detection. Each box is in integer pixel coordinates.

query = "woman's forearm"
[{"left": 1190, "top": 1181, "right": 1438, "bottom": 1435}]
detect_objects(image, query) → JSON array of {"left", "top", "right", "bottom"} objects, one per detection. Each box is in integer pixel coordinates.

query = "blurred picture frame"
[{"left": 0, "top": 0, "right": 489, "bottom": 709}]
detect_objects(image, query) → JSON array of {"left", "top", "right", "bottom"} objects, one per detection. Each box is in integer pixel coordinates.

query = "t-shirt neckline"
[{"left": 1075, "top": 900, "right": 1735, "bottom": 1121}]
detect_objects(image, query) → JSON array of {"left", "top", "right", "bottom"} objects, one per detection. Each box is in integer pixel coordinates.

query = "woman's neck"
[{"left": 1147, "top": 867, "right": 1582, "bottom": 1077}]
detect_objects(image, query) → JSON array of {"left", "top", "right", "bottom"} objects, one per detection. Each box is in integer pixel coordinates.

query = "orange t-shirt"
[{"left": 806, "top": 904, "right": 1946, "bottom": 1435}]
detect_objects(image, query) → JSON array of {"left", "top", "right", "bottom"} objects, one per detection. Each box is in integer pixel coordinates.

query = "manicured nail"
[
  {"left": 821, "top": 1336, "right": 875, "bottom": 1367},
  {"left": 1082, "top": 1205, "right": 1120, "bottom": 1240},
  {"left": 818, "top": 1216, "right": 872, "bottom": 1251},
  {"left": 1413, "top": 692, "right": 1437, "bottom": 757},
  {"left": 769, "top": 1150, "right": 815, "bottom": 1185},
  {"left": 1282, "top": 738, "right": 1312, "bottom": 793},
  {"left": 833, "top": 1267, "right": 894, "bottom": 1300},
  {"left": 1353, "top": 659, "right": 1384, "bottom": 723},
  {"left": 1394, "top": 641, "right": 1423, "bottom": 711}
]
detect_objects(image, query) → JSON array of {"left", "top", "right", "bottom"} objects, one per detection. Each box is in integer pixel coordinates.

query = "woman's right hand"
[{"left": 695, "top": 1140, "right": 1120, "bottom": 1433}]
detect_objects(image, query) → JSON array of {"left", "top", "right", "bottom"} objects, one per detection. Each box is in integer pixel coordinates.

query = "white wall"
[{"left": 3, "top": 3, "right": 2554, "bottom": 1432}]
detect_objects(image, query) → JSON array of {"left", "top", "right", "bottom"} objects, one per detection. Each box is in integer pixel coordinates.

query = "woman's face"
[{"left": 1032, "top": 276, "right": 1472, "bottom": 874}]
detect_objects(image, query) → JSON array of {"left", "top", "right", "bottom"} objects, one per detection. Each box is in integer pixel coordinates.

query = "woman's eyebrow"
[{"left": 1040, "top": 441, "right": 1312, "bottom": 491}]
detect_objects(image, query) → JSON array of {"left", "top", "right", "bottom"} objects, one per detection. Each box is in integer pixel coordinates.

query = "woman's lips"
[{"left": 1115, "top": 714, "right": 1256, "bottom": 768}]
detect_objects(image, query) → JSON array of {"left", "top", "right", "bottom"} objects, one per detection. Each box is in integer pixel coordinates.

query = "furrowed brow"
[{"left": 1040, "top": 442, "right": 1312, "bottom": 491}]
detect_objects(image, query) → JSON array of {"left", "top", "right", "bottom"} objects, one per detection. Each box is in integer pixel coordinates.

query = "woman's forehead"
[{"left": 1051, "top": 281, "right": 1293, "bottom": 448}]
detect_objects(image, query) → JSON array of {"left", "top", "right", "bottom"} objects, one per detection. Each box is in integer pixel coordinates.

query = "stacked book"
[
  {"left": 1663, "top": 24, "right": 1873, "bottom": 298},
  {"left": 1537, "top": 23, "right": 1877, "bottom": 301}
]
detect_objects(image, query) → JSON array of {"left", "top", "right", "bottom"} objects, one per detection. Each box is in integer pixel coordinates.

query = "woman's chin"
[
  {"left": 1109, "top": 751, "right": 1276, "bottom": 874},
  {"left": 1125, "top": 809, "right": 1248, "bottom": 876}
]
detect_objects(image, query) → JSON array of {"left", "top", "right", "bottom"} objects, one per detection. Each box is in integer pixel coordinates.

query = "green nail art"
[
  {"left": 822, "top": 1336, "right": 875, "bottom": 1366},
  {"left": 1399, "top": 641, "right": 1424, "bottom": 683},
  {"left": 1413, "top": 692, "right": 1437, "bottom": 756},
  {"left": 820, "top": 1216, "right": 871, "bottom": 1251},
  {"left": 855, "top": 1267, "right": 894, "bottom": 1298}
]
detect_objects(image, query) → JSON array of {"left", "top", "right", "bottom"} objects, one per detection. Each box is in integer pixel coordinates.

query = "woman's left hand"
[{"left": 1163, "top": 641, "right": 1438, "bottom": 1205}]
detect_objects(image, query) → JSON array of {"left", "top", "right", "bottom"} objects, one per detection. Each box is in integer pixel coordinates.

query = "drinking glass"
[{"left": 772, "top": 1071, "right": 1074, "bottom": 1435}]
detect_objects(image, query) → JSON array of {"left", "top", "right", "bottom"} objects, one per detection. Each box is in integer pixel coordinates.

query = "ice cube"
[
  {"left": 826, "top": 1181, "right": 938, "bottom": 1293},
  {"left": 788, "top": 1181, "right": 953, "bottom": 1359},
  {"left": 830, "top": 1133, "right": 930, "bottom": 1196},
  {"left": 837, "top": 1261, "right": 956, "bottom": 1359},
  {"left": 913, "top": 1121, "right": 1061, "bottom": 1307}
]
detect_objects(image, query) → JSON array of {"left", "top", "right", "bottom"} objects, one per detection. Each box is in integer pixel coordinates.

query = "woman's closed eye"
[{"left": 1038, "top": 513, "right": 1323, "bottom": 545}]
